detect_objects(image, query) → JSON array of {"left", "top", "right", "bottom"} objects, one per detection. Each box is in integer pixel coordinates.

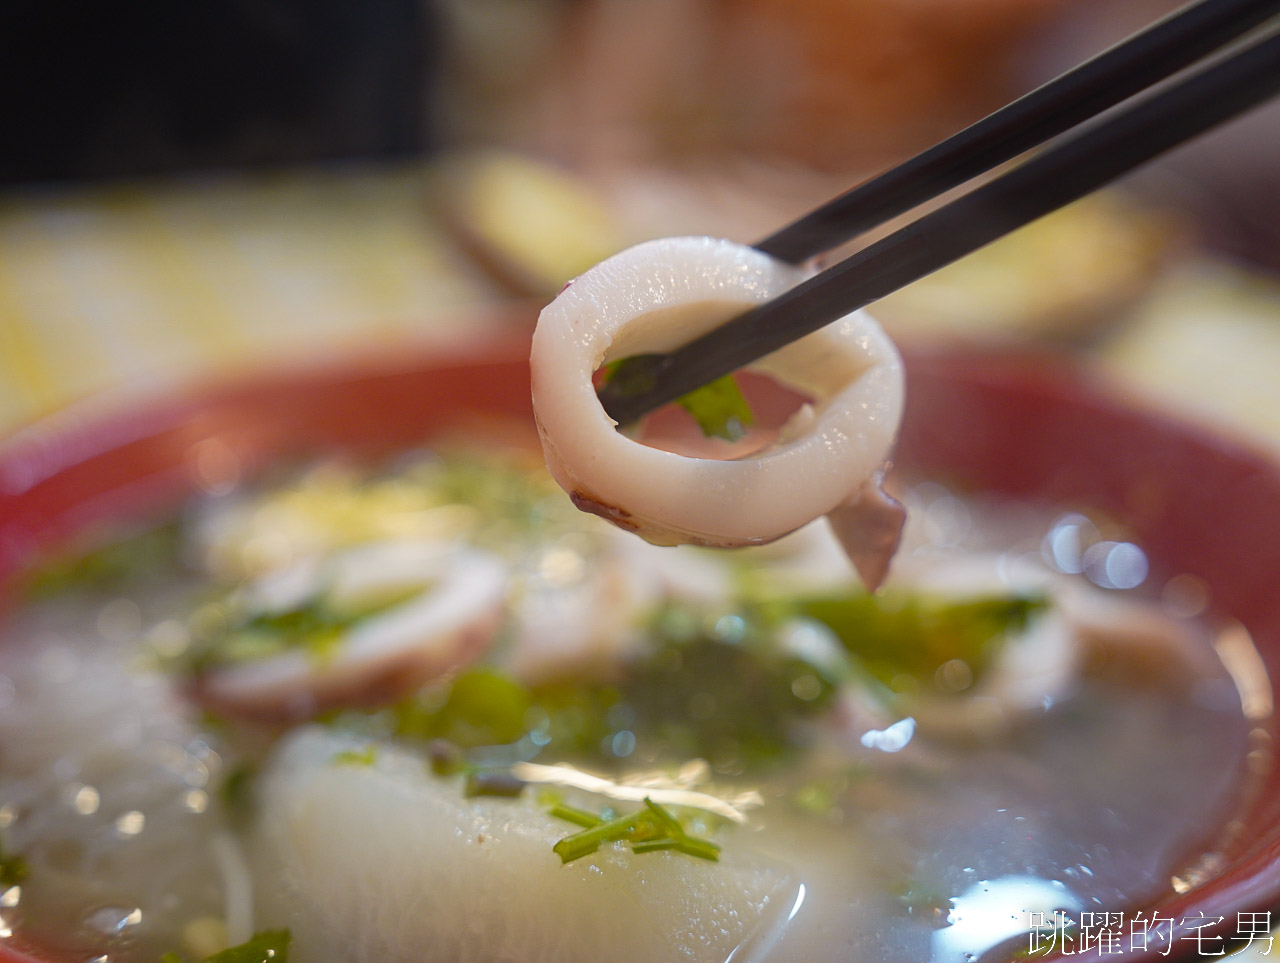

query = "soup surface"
[{"left": 0, "top": 446, "right": 1262, "bottom": 963}]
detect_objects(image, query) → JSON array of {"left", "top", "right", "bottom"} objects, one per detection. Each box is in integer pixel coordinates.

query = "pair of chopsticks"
[{"left": 597, "top": 0, "right": 1280, "bottom": 426}]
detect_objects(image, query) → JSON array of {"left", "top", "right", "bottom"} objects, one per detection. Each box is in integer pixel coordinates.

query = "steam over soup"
[{"left": 0, "top": 447, "right": 1263, "bottom": 963}]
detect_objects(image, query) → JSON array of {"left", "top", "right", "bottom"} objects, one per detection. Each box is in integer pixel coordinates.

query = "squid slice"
[
  {"left": 530, "top": 236, "right": 905, "bottom": 589},
  {"left": 251, "top": 727, "right": 800, "bottom": 963},
  {"left": 503, "top": 543, "right": 659, "bottom": 685},
  {"left": 197, "top": 541, "right": 507, "bottom": 720},
  {"left": 869, "top": 552, "right": 1219, "bottom": 741},
  {"left": 504, "top": 534, "right": 731, "bottom": 685}
]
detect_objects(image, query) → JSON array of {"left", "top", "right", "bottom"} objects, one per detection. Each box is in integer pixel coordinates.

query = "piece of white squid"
[
  {"left": 530, "top": 236, "right": 907, "bottom": 589},
  {"left": 503, "top": 533, "right": 732, "bottom": 686},
  {"left": 842, "top": 552, "right": 1221, "bottom": 742},
  {"left": 196, "top": 539, "right": 508, "bottom": 720}
]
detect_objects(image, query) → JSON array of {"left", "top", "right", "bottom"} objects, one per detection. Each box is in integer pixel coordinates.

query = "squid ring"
[
  {"left": 197, "top": 540, "right": 507, "bottom": 720},
  {"left": 530, "top": 236, "right": 906, "bottom": 588}
]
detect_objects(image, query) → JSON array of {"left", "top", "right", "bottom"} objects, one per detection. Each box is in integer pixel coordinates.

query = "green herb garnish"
[
  {"left": 409, "top": 450, "right": 576, "bottom": 547},
  {"left": 547, "top": 802, "right": 603, "bottom": 829},
  {"left": 185, "top": 583, "right": 428, "bottom": 674},
  {"left": 601, "top": 354, "right": 755, "bottom": 441},
  {"left": 395, "top": 668, "right": 533, "bottom": 749},
  {"left": 20, "top": 521, "right": 184, "bottom": 600},
  {"left": 425, "top": 738, "right": 467, "bottom": 776},
  {"left": 674, "top": 375, "right": 754, "bottom": 441},
  {"left": 0, "top": 839, "right": 27, "bottom": 887},
  {"left": 552, "top": 808, "right": 644, "bottom": 863},
  {"left": 219, "top": 762, "right": 257, "bottom": 817},
  {"left": 550, "top": 797, "right": 720, "bottom": 864},
  {"left": 778, "top": 591, "right": 1049, "bottom": 692},
  {"left": 331, "top": 745, "right": 379, "bottom": 767},
  {"left": 161, "top": 928, "right": 291, "bottom": 963}
]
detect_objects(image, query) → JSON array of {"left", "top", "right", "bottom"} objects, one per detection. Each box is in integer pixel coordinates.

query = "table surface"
[{"left": 0, "top": 164, "right": 512, "bottom": 434}]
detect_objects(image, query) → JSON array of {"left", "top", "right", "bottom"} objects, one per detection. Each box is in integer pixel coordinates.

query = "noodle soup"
[
  {"left": 0, "top": 442, "right": 1264, "bottom": 963},
  {"left": 0, "top": 344, "right": 1274, "bottom": 963}
]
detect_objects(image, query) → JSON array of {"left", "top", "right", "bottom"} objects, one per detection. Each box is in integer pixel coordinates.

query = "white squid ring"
[
  {"left": 531, "top": 236, "right": 906, "bottom": 586},
  {"left": 197, "top": 540, "right": 507, "bottom": 720}
]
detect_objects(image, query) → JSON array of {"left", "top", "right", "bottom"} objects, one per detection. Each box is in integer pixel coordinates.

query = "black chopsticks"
[
  {"left": 754, "top": 0, "right": 1280, "bottom": 265},
  {"left": 598, "top": 5, "right": 1280, "bottom": 427}
]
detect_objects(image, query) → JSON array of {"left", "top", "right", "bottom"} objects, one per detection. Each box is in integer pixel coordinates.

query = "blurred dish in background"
[
  {"left": 1102, "top": 264, "right": 1280, "bottom": 451},
  {"left": 432, "top": 0, "right": 1276, "bottom": 352},
  {"left": 1022, "top": 0, "right": 1280, "bottom": 273},
  {"left": 452, "top": 0, "right": 1077, "bottom": 170},
  {"left": 434, "top": 149, "right": 1180, "bottom": 345},
  {"left": 434, "top": 152, "right": 627, "bottom": 297},
  {"left": 873, "top": 192, "right": 1180, "bottom": 345},
  {"left": 702, "top": 0, "right": 1079, "bottom": 167}
]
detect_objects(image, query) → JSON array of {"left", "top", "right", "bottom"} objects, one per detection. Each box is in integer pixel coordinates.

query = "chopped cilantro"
[
  {"left": 394, "top": 669, "right": 533, "bottom": 749},
  {"left": 205, "top": 928, "right": 290, "bottom": 962},
  {"left": 331, "top": 745, "right": 378, "bottom": 767},
  {"left": 550, "top": 798, "right": 720, "bottom": 864},
  {"left": 162, "top": 929, "right": 290, "bottom": 963},
  {"left": 185, "top": 586, "right": 425, "bottom": 675},
  {"left": 791, "top": 769, "right": 867, "bottom": 818},
  {"left": 0, "top": 839, "right": 27, "bottom": 887},
  {"left": 20, "top": 521, "right": 184, "bottom": 600},
  {"left": 219, "top": 762, "right": 257, "bottom": 817},
  {"left": 520, "top": 682, "right": 620, "bottom": 756},
  {"left": 385, "top": 669, "right": 617, "bottom": 760},
  {"left": 425, "top": 739, "right": 467, "bottom": 776},
  {"left": 547, "top": 802, "right": 603, "bottom": 829},
  {"left": 673, "top": 374, "right": 754, "bottom": 441},
  {"left": 552, "top": 808, "right": 643, "bottom": 862},
  {"left": 776, "top": 591, "right": 1049, "bottom": 692},
  {"left": 597, "top": 356, "right": 660, "bottom": 400},
  {"left": 409, "top": 450, "right": 576, "bottom": 545},
  {"left": 600, "top": 354, "right": 755, "bottom": 441},
  {"left": 214, "top": 607, "right": 344, "bottom": 666}
]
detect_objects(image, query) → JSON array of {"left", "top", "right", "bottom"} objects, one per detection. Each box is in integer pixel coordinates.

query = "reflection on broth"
[{"left": 0, "top": 448, "right": 1267, "bottom": 963}]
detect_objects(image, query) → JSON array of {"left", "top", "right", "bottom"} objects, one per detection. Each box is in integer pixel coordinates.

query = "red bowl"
[{"left": 0, "top": 335, "right": 1276, "bottom": 963}]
